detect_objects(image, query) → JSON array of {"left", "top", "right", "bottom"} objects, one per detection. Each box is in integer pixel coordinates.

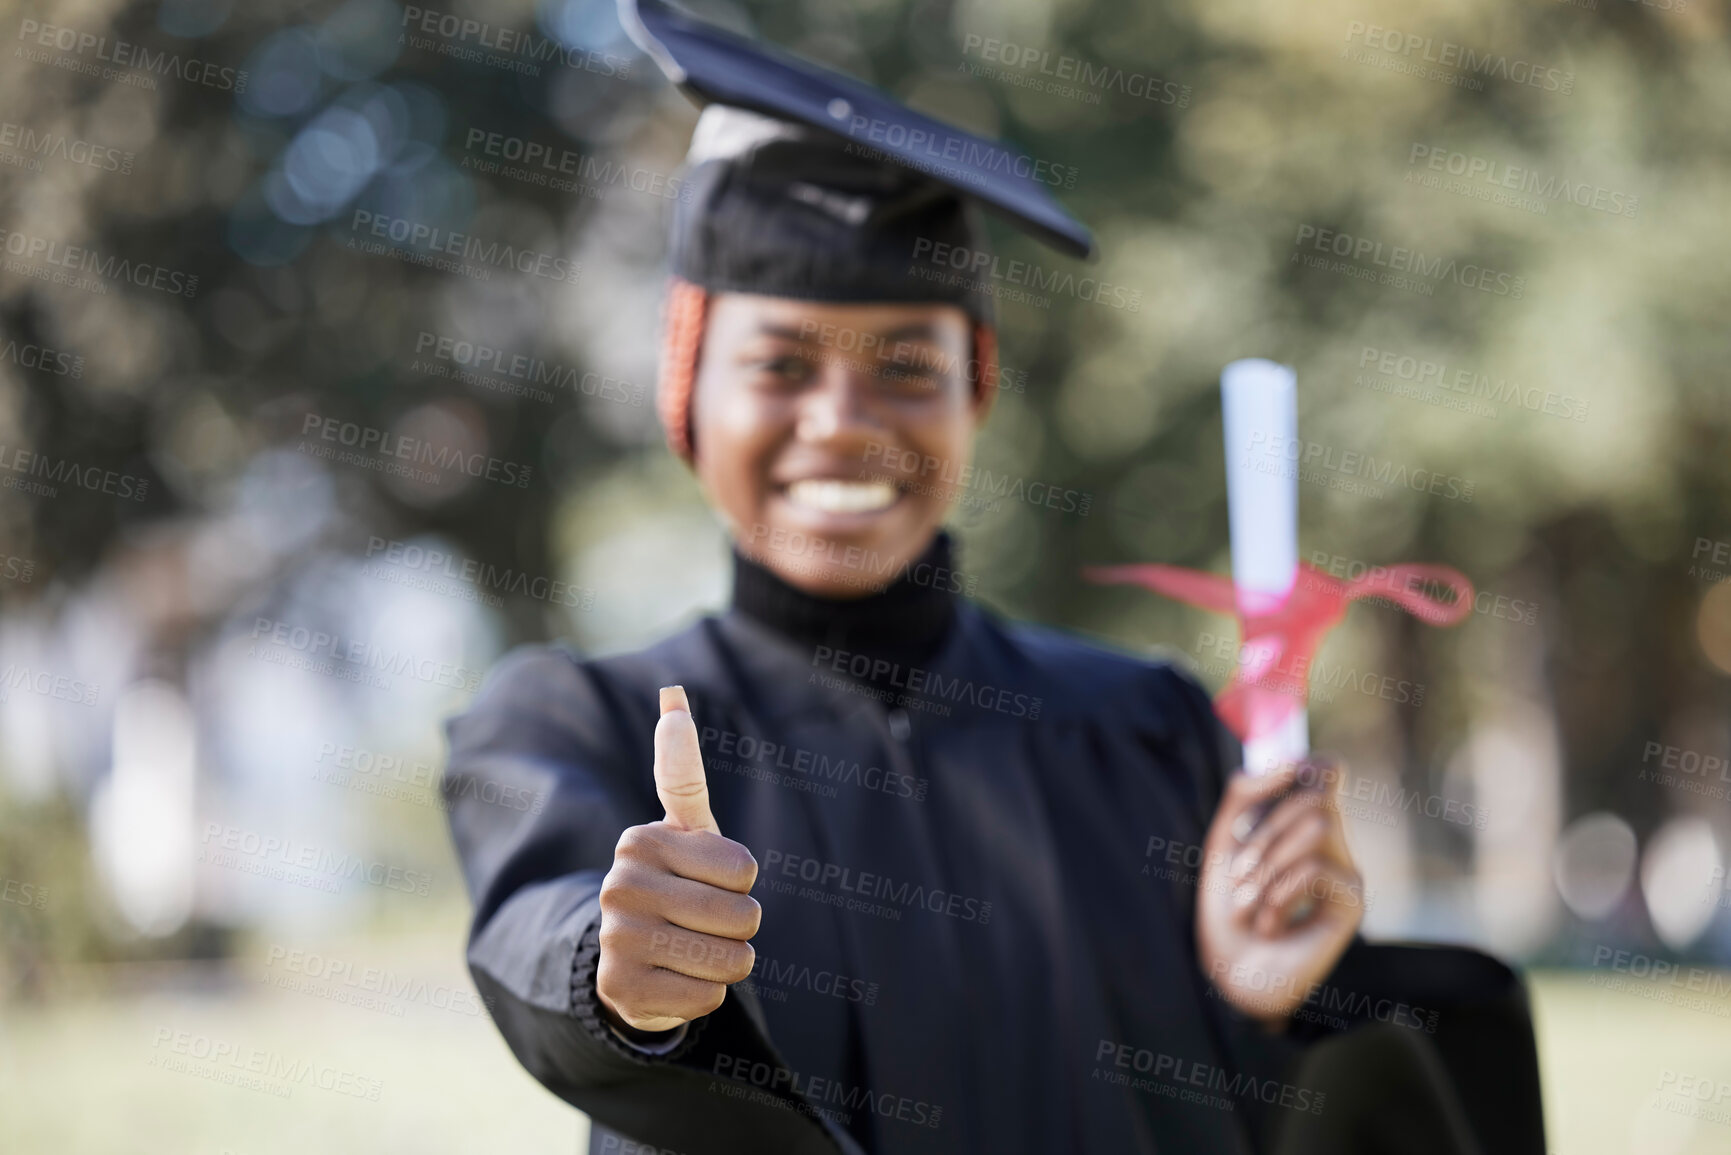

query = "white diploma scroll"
[{"left": 1221, "top": 359, "right": 1309, "bottom": 775}]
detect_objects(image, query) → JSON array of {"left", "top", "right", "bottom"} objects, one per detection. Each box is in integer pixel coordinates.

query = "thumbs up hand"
[
  {"left": 651, "top": 685, "right": 722, "bottom": 835},
  {"left": 596, "top": 687, "right": 763, "bottom": 1034}
]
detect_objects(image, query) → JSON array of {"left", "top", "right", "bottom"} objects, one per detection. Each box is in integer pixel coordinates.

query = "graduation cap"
[{"left": 619, "top": 0, "right": 1093, "bottom": 321}]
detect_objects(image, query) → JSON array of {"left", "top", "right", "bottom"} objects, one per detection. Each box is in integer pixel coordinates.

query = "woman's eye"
[
  {"left": 877, "top": 363, "right": 951, "bottom": 397},
  {"left": 758, "top": 355, "right": 815, "bottom": 384},
  {"left": 881, "top": 364, "right": 940, "bottom": 388}
]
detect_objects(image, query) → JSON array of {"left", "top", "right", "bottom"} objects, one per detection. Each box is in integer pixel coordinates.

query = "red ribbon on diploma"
[{"left": 1082, "top": 561, "right": 1476, "bottom": 743}]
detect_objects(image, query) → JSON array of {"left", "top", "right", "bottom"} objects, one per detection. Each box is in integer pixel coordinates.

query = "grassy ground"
[{"left": 3, "top": 946, "right": 1728, "bottom": 1155}]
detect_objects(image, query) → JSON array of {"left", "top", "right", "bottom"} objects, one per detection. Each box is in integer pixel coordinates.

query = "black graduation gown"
[{"left": 442, "top": 541, "right": 1542, "bottom": 1155}]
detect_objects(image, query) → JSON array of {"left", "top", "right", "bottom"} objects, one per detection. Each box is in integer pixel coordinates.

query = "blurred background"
[{"left": 1, "top": 0, "right": 1728, "bottom": 1151}]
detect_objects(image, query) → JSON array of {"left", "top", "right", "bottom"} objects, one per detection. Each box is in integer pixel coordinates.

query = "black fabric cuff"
[{"left": 570, "top": 920, "right": 708, "bottom": 1064}]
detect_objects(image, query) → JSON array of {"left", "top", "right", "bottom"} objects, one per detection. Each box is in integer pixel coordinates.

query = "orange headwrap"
[{"left": 655, "top": 276, "right": 999, "bottom": 464}]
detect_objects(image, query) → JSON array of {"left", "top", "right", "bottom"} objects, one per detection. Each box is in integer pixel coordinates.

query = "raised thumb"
[{"left": 653, "top": 686, "right": 719, "bottom": 834}]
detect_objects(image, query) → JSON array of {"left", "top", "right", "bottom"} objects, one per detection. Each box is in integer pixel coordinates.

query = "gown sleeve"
[
  {"left": 1161, "top": 666, "right": 1382, "bottom": 1126},
  {"left": 1165, "top": 666, "right": 1544, "bottom": 1154},
  {"left": 443, "top": 645, "right": 862, "bottom": 1155}
]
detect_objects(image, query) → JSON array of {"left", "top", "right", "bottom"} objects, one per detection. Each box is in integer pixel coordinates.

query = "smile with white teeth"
[{"left": 784, "top": 479, "right": 899, "bottom": 514}]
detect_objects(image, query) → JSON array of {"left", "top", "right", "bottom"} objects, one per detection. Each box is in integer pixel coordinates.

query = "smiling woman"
[
  {"left": 690, "top": 296, "right": 984, "bottom": 598},
  {"left": 436, "top": 3, "right": 1547, "bottom": 1154}
]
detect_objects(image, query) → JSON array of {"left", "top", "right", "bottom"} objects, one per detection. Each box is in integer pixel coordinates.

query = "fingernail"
[
  {"left": 1229, "top": 852, "right": 1259, "bottom": 883},
  {"left": 660, "top": 685, "right": 689, "bottom": 714}
]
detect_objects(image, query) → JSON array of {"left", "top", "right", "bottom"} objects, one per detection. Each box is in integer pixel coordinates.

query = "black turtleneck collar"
[{"left": 728, "top": 531, "right": 960, "bottom": 672}]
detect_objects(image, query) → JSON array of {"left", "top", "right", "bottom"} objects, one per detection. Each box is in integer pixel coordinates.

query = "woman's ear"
[
  {"left": 968, "top": 323, "right": 999, "bottom": 427},
  {"left": 658, "top": 278, "right": 710, "bottom": 465}
]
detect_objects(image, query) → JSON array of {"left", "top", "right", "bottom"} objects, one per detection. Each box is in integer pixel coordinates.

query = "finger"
[
  {"left": 1293, "top": 756, "right": 1354, "bottom": 861},
  {"left": 654, "top": 685, "right": 719, "bottom": 834},
  {"left": 642, "top": 925, "right": 756, "bottom": 985},
  {"left": 605, "top": 864, "right": 762, "bottom": 940},
  {"left": 1227, "top": 790, "right": 1328, "bottom": 884},
  {"left": 1252, "top": 861, "right": 1328, "bottom": 936},
  {"left": 1210, "top": 763, "right": 1300, "bottom": 852},
  {"left": 1222, "top": 755, "right": 1352, "bottom": 842},
  {"left": 598, "top": 959, "right": 728, "bottom": 1030},
  {"left": 1255, "top": 863, "right": 1363, "bottom": 936},
  {"left": 1293, "top": 755, "right": 1347, "bottom": 802},
  {"left": 616, "top": 824, "right": 757, "bottom": 893},
  {"left": 662, "top": 874, "right": 764, "bottom": 941},
  {"left": 1253, "top": 813, "right": 1329, "bottom": 893}
]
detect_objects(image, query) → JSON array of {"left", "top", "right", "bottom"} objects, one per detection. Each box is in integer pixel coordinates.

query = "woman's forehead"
[{"left": 708, "top": 294, "right": 972, "bottom": 341}]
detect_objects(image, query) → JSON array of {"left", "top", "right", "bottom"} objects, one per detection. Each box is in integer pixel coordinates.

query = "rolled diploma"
[{"left": 1221, "top": 359, "right": 1309, "bottom": 774}]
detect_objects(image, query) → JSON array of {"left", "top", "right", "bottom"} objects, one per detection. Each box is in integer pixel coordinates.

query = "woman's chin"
[{"left": 742, "top": 505, "right": 937, "bottom": 599}]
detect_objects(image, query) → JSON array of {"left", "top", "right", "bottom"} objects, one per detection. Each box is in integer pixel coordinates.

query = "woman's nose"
[{"left": 794, "top": 366, "right": 885, "bottom": 447}]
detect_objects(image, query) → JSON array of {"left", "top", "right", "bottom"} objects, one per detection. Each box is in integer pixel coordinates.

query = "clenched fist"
[
  {"left": 596, "top": 686, "right": 763, "bottom": 1034},
  {"left": 1196, "top": 758, "right": 1365, "bottom": 1026}
]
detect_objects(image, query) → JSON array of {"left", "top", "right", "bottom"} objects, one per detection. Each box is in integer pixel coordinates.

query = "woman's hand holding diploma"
[
  {"left": 596, "top": 686, "right": 763, "bottom": 1034},
  {"left": 1195, "top": 758, "right": 1366, "bottom": 1028}
]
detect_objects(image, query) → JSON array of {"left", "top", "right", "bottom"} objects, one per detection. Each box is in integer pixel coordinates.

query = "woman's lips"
[{"left": 781, "top": 478, "right": 900, "bottom": 515}]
